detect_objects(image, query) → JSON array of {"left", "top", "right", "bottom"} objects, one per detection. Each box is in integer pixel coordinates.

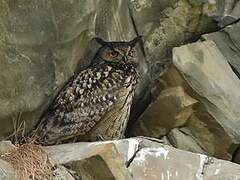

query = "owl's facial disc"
[
  {"left": 94, "top": 36, "right": 142, "bottom": 66},
  {"left": 101, "top": 46, "right": 138, "bottom": 66}
]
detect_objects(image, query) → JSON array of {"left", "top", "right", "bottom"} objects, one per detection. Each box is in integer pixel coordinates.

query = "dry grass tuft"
[{"left": 0, "top": 143, "right": 54, "bottom": 180}]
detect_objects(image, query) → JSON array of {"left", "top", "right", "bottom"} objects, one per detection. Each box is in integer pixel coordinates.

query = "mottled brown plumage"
[{"left": 30, "top": 37, "right": 141, "bottom": 145}]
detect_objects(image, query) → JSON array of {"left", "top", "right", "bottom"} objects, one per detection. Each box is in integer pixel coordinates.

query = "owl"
[{"left": 29, "top": 36, "right": 141, "bottom": 145}]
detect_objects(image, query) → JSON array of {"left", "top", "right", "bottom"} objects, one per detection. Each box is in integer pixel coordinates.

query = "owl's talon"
[{"left": 97, "top": 134, "right": 105, "bottom": 141}]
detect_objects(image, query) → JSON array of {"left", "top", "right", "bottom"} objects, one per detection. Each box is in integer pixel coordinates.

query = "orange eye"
[
  {"left": 108, "top": 51, "right": 118, "bottom": 57},
  {"left": 128, "top": 49, "right": 135, "bottom": 57}
]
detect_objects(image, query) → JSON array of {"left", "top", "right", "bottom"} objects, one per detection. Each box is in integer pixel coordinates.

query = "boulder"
[
  {"left": 233, "top": 147, "right": 240, "bottom": 164},
  {"left": 0, "top": 0, "right": 98, "bottom": 139},
  {"left": 128, "top": 145, "right": 240, "bottom": 180},
  {"left": 209, "top": 0, "right": 240, "bottom": 27},
  {"left": 65, "top": 143, "right": 132, "bottom": 180},
  {"left": 0, "top": 159, "right": 17, "bottom": 180},
  {"left": 1, "top": 138, "right": 240, "bottom": 179},
  {"left": 129, "top": 0, "right": 218, "bottom": 84},
  {"left": 202, "top": 21, "right": 240, "bottom": 76},
  {"left": 189, "top": 0, "right": 240, "bottom": 27},
  {"left": 44, "top": 137, "right": 240, "bottom": 180},
  {"left": 54, "top": 166, "right": 76, "bottom": 180},
  {"left": 173, "top": 40, "right": 240, "bottom": 143},
  {"left": 187, "top": 108, "right": 234, "bottom": 160},
  {"left": 0, "top": 141, "right": 16, "bottom": 153},
  {"left": 132, "top": 86, "right": 197, "bottom": 138},
  {"left": 167, "top": 127, "right": 205, "bottom": 154}
]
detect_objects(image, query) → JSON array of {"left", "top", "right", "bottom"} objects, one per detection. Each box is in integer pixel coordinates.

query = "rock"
[
  {"left": 132, "top": 86, "right": 197, "bottom": 138},
  {"left": 129, "top": 0, "right": 218, "bottom": 84},
  {"left": 189, "top": 0, "right": 240, "bottom": 27},
  {"left": 44, "top": 137, "right": 240, "bottom": 180},
  {"left": 1, "top": 138, "right": 240, "bottom": 179},
  {"left": 65, "top": 143, "right": 132, "bottom": 180},
  {"left": 208, "top": 0, "right": 240, "bottom": 27},
  {"left": 159, "top": 136, "right": 173, "bottom": 146},
  {"left": 0, "top": 159, "right": 17, "bottom": 180},
  {"left": 167, "top": 127, "right": 206, "bottom": 154},
  {"left": 53, "top": 166, "right": 76, "bottom": 180},
  {"left": 187, "top": 108, "right": 235, "bottom": 160},
  {"left": 44, "top": 138, "right": 140, "bottom": 165},
  {"left": 0, "top": 141, "right": 16, "bottom": 153},
  {"left": 0, "top": 1, "right": 98, "bottom": 139},
  {"left": 233, "top": 147, "right": 240, "bottom": 164},
  {"left": 202, "top": 21, "right": 240, "bottom": 76},
  {"left": 173, "top": 40, "right": 240, "bottom": 143},
  {"left": 128, "top": 145, "right": 240, "bottom": 180}
]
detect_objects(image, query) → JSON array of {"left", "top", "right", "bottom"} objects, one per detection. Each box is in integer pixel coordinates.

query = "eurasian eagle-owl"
[{"left": 30, "top": 36, "right": 141, "bottom": 145}]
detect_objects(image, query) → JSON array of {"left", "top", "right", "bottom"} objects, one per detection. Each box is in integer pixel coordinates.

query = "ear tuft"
[
  {"left": 94, "top": 37, "right": 107, "bottom": 46},
  {"left": 129, "top": 36, "right": 143, "bottom": 47}
]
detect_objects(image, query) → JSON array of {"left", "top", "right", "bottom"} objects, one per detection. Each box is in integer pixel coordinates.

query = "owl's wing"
[{"left": 34, "top": 64, "right": 135, "bottom": 144}]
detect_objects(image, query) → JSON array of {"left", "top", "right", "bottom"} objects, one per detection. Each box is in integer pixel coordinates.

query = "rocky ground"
[{"left": 0, "top": 0, "right": 240, "bottom": 179}]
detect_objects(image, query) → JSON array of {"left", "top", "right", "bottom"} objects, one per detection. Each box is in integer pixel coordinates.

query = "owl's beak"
[
  {"left": 122, "top": 56, "right": 138, "bottom": 67},
  {"left": 122, "top": 56, "right": 128, "bottom": 63}
]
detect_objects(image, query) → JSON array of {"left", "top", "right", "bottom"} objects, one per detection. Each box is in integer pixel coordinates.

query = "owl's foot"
[{"left": 96, "top": 134, "right": 106, "bottom": 141}]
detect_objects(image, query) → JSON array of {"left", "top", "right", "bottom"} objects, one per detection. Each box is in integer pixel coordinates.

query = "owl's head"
[{"left": 93, "top": 36, "right": 142, "bottom": 66}]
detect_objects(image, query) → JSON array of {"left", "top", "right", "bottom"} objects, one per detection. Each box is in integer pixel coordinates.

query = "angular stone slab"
[
  {"left": 128, "top": 145, "right": 240, "bottom": 180},
  {"left": 203, "top": 21, "right": 240, "bottom": 75},
  {"left": 173, "top": 40, "right": 240, "bottom": 142},
  {"left": 167, "top": 128, "right": 205, "bottom": 154},
  {"left": 133, "top": 86, "right": 197, "bottom": 137},
  {"left": 1, "top": 138, "right": 240, "bottom": 179}
]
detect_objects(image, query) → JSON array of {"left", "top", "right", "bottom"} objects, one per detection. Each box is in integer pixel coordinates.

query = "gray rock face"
[
  {"left": 128, "top": 141, "right": 240, "bottom": 180},
  {"left": 129, "top": 0, "right": 217, "bottom": 83},
  {"left": 132, "top": 86, "right": 197, "bottom": 138},
  {"left": 203, "top": 21, "right": 240, "bottom": 76},
  {"left": 1, "top": 138, "right": 240, "bottom": 179},
  {"left": 173, "top": 40, "right": 240, "bottom": 142},
  {"left": 0, "top": 1, "right": 99, "bottom": 139},
  {"left": 208, "top": 0, "right": 240, "bottom": 27},
  {"left": 45, "top": 138, "right": 240, "bottom": 180},
  {"left": 167, "top": 128, "right": 206, "bottom": 154}
]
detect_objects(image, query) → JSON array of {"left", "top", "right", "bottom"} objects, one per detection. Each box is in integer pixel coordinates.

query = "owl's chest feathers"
[
  {"left": 35, "top": 63, "right": 138, "bottom": 143},
  {"left": 55, "top": 63, "right": 138, "bottom": 114}
]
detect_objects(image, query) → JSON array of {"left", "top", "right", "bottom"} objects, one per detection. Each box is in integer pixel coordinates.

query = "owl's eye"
[
  {"left": 108, "top": 51, "right": 118, "bottom": 58},
  {"left": 128, "top": 49, "right": 135, "bottom": 57}
]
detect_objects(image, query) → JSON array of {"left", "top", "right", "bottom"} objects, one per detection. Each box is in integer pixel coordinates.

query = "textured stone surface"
[
  {"left": 202, "top": 21, "right": 240, "bottom": 76},
  {"left": 208, "top": 0, "right": 240, "bottom": 27},
  {"left": 0, "top": 0, "right": 98, "bottom": 139},
  {"left": 127, "top": 0, "right": 219, "bottom": 134},
  {"left": 0, "top": 159, "right": 17, "bottom": 180},
  {"left": 130, "top": 0, "right": 217, "bottom": 83},
  {"left": 187, "top": 108, "right": 234, "bottom": 160},
  {"left": 167, "top": 128, "right": 205, "bottom": 154},
  {"left": 1, "top": 138, "right": 240, "bottom": 179},
  {"left": 65, "top": 143, "right": 132, "bottom": 180},
  {"left": 233, "top": 147, "right": 240, "bottom": 165},
  {"left": 0, "top": 141, "right": 16, "bottom": 153},
  {"left": 173, "top": 40, "right": 240, "bottom": 142},
  {"left": 44, "top": 138, "right": 240, "bottom": 179},
  {"left": 128, "top": 145, "right": 240, "bottom": 180},
  {"left": 44, "top": 138, "right": 140, "bottom": 165},
  {"left": 133, "top": 86, "right": 197, "bottom": 138}
]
